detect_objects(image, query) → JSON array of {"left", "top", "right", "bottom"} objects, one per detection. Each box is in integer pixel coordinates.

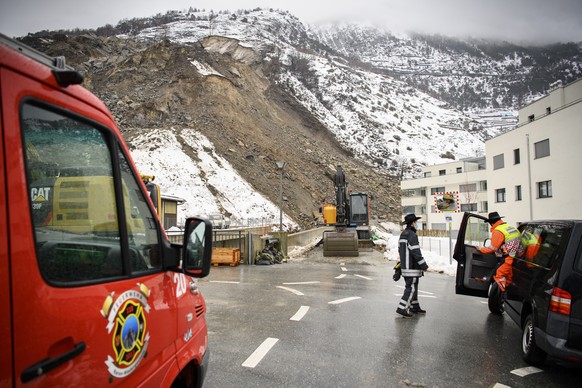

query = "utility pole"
[{"left": 276, "top": 161, "right": 287, "bottom": 232}]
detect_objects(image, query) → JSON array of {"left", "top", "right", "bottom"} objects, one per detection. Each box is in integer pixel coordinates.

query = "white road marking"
[
  {"left": 340, "top": 262, "right": 345, "bottom": 265},
  {"left": 354, "top": 274, "right": 372, "bottom": 280},
  {"left": 510, "top": 366, "right": 543, "bottom": 377},
  {"left": 329, "top": 296, "right": 361, "bottom": 305},
  {"left": 283, "top": 281, "right": 320, "bottom": 285},
  {"left": 276, "top": 286, "right": 304, "bottom": 296},
  {"left": 290, "top": 306, "right": 310, "bottom": 321},
  {"left": 242, "top": 337, "right": 279, "bottom": 368},
  {"left": 335, "top": 274, "right": 347, "bottom": 279},
  {"left": 341, "top": 267, "right": 348, "bottom": 272},
  {"left": 492, "top": 384, "right": 511, "bottom": 388},
  {"left": 394, "top": 285, "right": 435, "bottom": 295},
  {"left": 393, "top": 294, "right": 437, "bottom": 298},
  {"left": 210, "top": 280, "right": 240, "bottom": 284}
]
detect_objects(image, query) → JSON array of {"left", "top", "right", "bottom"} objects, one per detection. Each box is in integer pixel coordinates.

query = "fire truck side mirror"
[{"left": 182, "top": 217, "right": 213, "bottom": 278}]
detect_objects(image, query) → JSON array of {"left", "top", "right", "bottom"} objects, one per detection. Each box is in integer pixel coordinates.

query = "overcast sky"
[{"left": 2, "top": 0, "right": 582, "bottom": 44}]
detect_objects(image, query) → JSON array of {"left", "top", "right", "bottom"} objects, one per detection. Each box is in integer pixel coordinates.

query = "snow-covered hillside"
[{"left": 130, "top": 129, "right": 297, "bottom": 228}]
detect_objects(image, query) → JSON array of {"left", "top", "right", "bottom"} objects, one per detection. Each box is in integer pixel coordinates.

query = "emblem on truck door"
[{"left": 101, "top": 284, "right": 151, "bottom": 379}]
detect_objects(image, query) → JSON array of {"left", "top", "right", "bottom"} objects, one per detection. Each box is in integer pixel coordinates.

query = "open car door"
[{"left": 453, "top": 212, "right": 498, "bottom": 297}]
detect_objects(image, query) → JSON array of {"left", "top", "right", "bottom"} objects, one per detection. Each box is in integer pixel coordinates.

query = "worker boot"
[
  {"left": 410, "top": 307, "right": 426, "bottom": 314},
  {"left": 396, "top": 308, "right": 413, "bottom": 318}
]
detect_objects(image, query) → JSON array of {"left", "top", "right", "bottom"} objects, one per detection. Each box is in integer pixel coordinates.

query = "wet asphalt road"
[{"left": 198, "top": 250, "right": 582, "bottom": 387}]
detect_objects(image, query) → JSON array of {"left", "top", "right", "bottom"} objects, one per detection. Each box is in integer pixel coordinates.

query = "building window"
[
  {"left": 456, "top": 167, "right": 462, "bottom": 173},
  {"left": 439, "top": 169, "right": 446, "bottom": 176},
  {"left": 534, "top": 139, "right": 550, "bottom": 159},
  {"left": 546, "top": 107, "right": 551, "bottom": 115},
  {"left": 423, "top": 171, "right": 431, "bottom": 178},
  {"left": 514, "top": 149, "right": 520, "bottom": 165},
  {"left": 496, "top": 188, "right": 506, "bottom": 203},
  {"left": 420, "top": 189, "right": 426, "bottom": 196},
  {"left": 461, "top": 203, "right": 478, "bottom": 212},
  {"left": 431, "top": 187, "right": 445, "bottom": 195},
  {"left": 459, "top": 183, "right": 477, "bottom": 193},
  {"left": 516, "top": 185, "right": 522, "bottom": 201},
  {"left": 402, "top": 205, "right": 415, "bottom": 214},
  {"left": 537, "top": 180, "right": 552, "bottom": 198},
  {"left": 480, "top": 201, "right": 489, "bottom": 212},
  {"left": 402, "top": 189, "right": 416, "bottom": 197},
  {"left": 493, "top": 154, "right": 504, "bottom": 170},
  {"left": 528, "top": 114, "right": 535, "bottom": 122},
  {"left": 479, "top": 181, "right": 487, "bottom": 191}
]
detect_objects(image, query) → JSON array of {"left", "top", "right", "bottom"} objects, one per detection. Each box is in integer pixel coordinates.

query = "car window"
[
  {"left": 463, "top": 216, "right": 490, "bottom": 246},
  {"left": 523, "top": 223, "right": 568, "bottom": 268},
  {"left": 22, "top": 102, "right": 160, "bottom": 284},
  {"left": 118, "top": 150, "right": 162, "bottom": 272},
  {"left": 573, "top": 234, "right": 582, "bottom": 274}
]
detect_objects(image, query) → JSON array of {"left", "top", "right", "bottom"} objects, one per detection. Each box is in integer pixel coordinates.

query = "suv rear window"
[{"left": 519, "top": 223, "right": 568, "bottom": 269}]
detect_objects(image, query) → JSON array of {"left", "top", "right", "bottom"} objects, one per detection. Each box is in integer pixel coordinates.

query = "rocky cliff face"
[{"left": 23, "top": 33, "right": 402, "bottom": 228}]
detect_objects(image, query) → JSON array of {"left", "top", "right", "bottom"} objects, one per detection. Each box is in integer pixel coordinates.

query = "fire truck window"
[
  {"left": 22, "top": 103, "right": 123, "bottom": 283},
  {"left": 118, "top": 149, "right": 161, "bottom": 271}
]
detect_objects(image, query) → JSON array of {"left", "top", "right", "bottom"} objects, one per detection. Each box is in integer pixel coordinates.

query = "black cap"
[{"left": 403, "top": 213, "right": 421, "bottom": 225}]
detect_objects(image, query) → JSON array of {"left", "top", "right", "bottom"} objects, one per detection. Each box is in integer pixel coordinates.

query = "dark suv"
[{"left": 453, "top": 212, "right": 582, "bottom": 365}]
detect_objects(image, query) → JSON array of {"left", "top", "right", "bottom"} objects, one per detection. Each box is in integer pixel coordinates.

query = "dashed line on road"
[
  {"left": 283, "top": 281, "right": 320, "bottom": 285},
  {"left": 328, "top": 296, "right": 361, "bottom": 305},
  {"left": 335, "top": 274, "right": 347, "bottom": 279},
  {"left": 341, "top": 267, "right": 348, "bottom": 272},
  {"left": 242, "top": 337, "right": 279, "bottom": 368},
  {"left": 394, "top": 285, "right": 435, "bottom": 295},
  {"left": 393, "top": 294, "right": 437, "bottom": 298},
  {"left": 276, "top": 286, "right": 304, "bottom": 296},
  {"left": 354, "top": 274, "right": 372, "bottom": 280},
  {"left": 210, "top": 280, "right": 240, "bottom": 284},
  {"left": 290, "top": 306, "right": 310, "bottom": 321},
  {"left": 511, "top": 366, "right": 543, "bottom": 377},
  {"left": 492, "top": 384, "right": 511, "bottom": 388}
]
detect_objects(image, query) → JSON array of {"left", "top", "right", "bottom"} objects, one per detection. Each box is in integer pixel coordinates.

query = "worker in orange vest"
[{"left": 478, "top": 212, "right": 524, "bottom": 292}]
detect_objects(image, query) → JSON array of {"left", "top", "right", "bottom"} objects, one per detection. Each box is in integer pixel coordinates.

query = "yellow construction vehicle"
[
  {"left": 141, "top": 174, "right": 162, "bottom": 217},
  {"left": 321, "top": 165, "right": 372, "bottom": 257}
]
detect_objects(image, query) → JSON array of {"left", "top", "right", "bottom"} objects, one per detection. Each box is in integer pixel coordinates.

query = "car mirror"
[
  {"left": 484, "top": 238, "right": 491, "bottom": 247},
  {"left": 182, "top": 217, "right": 213, "bottom": 278}
]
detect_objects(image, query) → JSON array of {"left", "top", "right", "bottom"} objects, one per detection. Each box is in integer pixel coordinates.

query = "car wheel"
[
  {"left": 522, "top": 314, "right": 547, "bottom": 365},
  {"left": 488, "top": 282, "right": 505, "bottom": 315}
]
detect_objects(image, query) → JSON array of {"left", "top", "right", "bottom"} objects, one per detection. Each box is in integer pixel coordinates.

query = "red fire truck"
[{"left": 0, "top": 33, "right": 212, "bottom": 387}]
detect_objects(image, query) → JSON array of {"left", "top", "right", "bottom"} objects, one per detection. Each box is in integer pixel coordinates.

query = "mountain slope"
[{"left": 18, "top": 8, "right": 582, "bottom": 228}]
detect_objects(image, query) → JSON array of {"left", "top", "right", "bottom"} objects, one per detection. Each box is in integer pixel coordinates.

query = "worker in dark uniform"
[{"left": 396, "top": 214, "right": 429, "bottom": 318}]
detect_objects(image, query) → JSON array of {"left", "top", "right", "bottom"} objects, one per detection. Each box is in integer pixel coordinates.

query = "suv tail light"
[{"left": 550, "top": 287, "right": 572, "bottom": 315}]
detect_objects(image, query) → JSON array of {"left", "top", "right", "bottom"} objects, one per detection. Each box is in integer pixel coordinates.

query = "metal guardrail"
[{"left": 167, "top": 226, "right": 334, "bottom": 265}]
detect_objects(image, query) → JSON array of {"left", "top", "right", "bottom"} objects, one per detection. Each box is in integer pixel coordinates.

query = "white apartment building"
[
  {"left": 401, "top": 78, "right": 582, "bottom": 230},
  {"left": 485, "top": 78, "right": 582, "bottom": 226},
  {"left": 401, "top": 157, "right": 488, "bottom": 230}
]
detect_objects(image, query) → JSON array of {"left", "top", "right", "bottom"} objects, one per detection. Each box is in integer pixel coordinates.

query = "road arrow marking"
[
  {"left": 335, "top": 274, "right": 347, "bottom": 279},
  {"left": 354, "top": 274, "right": 372, "bottom": 280}
]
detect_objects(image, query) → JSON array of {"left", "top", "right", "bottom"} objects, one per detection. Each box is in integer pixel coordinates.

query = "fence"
[{"left": 418, "top": 235, "right": 457, "bottom": 261}]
